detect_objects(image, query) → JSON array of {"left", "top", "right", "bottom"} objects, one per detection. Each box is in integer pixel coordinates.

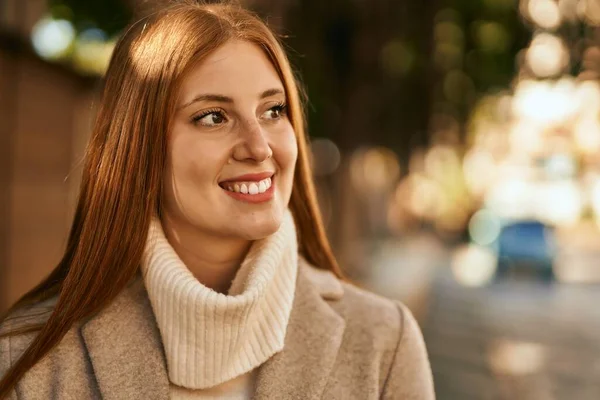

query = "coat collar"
[
  {"left": 80, "top": 260, "right": 345, "bottom": 399},
  {"left": 253, "top": 259, "right": 346, "bottom": 399}
]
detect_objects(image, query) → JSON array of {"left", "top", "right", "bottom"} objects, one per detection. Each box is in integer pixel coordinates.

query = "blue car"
[{"left": 493, "top": 220, "right": 556, "bottom": 281}]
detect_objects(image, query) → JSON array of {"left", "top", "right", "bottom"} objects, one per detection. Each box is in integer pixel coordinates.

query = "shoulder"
[
  {"left": 339, "top": 280, "right": 407, "bottom": 329},
  {"left": 301, "top": 259, "right": 411, "bottom": 343},
  {"left": 0, "top": 296, "right": 58, "bottom": 363},
  {"left": 1, "top": 296, "right": 58, "bottom": 324},
  {"left": 0, "top": 295, "right": 102, "bottom": 398},
  {"left": 335, "top": 280, "right": 434, "bottom": 396},
  {"left": 336, "top": 277, "right": 428, "bottom": 377},
  {"left": 299, "top": 259, "right": 420, "bottom": 363},
  {"left": 300, "top": 260, "right": 434, "bottom": 398},
  {"left": 0, "top": 296, "right": 58, "bottom": 349},
  {"left": 0, "top": 296, "right": 58, "bottom": 396},
  {"left": 0, "top": 296, "right": 85, "bottom": 372}
]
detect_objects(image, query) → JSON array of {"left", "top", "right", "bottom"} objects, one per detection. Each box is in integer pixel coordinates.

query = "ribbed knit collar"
[{"left": 140, "top": 210, "right": 298, "bottom": 389}]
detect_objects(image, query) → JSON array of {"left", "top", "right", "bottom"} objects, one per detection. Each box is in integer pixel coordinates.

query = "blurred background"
[{"left": 2, "top": 0, "right": 600, "bottom": 398}]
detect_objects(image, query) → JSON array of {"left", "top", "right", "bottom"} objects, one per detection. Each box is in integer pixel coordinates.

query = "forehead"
[{"left": 179, "top": 40, "right": 284, "bottom": 99}]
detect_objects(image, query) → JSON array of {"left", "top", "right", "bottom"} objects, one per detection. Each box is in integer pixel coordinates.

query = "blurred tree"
[
  {"left": 278, "top": 0, "right": 437, "bottom": 157},
  {"left": 48, "top": 0, "right": 131, "bottom": 36},
  {"left": 430, "top": 0, "right": 529, "bottom": 141},
  {"left": 260, "top": 0, "right": 528, "bottom": 156}
]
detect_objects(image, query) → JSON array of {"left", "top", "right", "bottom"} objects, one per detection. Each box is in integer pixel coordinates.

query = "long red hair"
[{"left": 0, "top": 1, "right": 341, "bottom": 396}]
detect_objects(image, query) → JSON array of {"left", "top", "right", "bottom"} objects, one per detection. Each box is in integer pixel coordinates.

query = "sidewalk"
[{"left": 360, "top": 233, "right": 449, "bottom": 324}]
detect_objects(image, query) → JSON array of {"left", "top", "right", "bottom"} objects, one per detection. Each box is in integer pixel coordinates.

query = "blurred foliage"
[
  {"left": 273, "top": 0, "right": 436, "bottom": 161},
  {"left": 449, "top": 0, "right": 529, "bottom": 88},
  {"left": 48, "top": 0, "right": 131, "bottom": 36},
  {"left": 273, "top": 0, "right": 529, "bottom": 161},
  {"left": 44, "top": 0, "right": 530, "bottom": 157},
  {"left": 430, "top": 0, "right": 531, "bottom": 137}
]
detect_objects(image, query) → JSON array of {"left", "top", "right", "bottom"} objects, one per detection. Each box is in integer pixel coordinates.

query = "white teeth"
[{"left": 224, "top": 177, "right": 273, "bottom": 195}]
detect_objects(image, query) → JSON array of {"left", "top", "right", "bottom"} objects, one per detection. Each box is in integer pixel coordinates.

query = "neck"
[{"left": 160, "top": 213, "right": 252, "bottom": 294}]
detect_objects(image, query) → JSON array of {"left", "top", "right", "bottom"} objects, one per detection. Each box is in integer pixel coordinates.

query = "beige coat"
[{"left": 0, "top": 260, "right": 435, "bottom": 399}]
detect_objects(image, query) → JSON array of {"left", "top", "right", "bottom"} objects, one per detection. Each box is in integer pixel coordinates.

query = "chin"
[{"left": 236, "top": 210, "right": 283, "bottom": 240}]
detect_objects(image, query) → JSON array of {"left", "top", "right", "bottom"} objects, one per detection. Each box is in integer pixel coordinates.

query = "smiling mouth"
[
  {"left": 219, "top": 176, "right": 273, "bottom": 195},
  {"left": 218, "top": 175, "right": 275, "bottom": 204}
]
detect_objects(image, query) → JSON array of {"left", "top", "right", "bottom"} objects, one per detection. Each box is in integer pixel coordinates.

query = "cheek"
[
  {"left": 272, "top": 129, "right": 298, "bottom": 207},
  {"left": 274, "top": 128, "right": 299, "bottom": 170},
  {"left": 168, "top": 138, "right": 200, "bottom": 185},
  {"left": 164, "top": 130, "right": 225, "bottom": 200}
]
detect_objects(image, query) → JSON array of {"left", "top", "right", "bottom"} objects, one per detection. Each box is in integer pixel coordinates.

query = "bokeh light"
[
  {"left": 310, "top": 138, "right": 342, "bottom": 176},
  {"left": 487, "top": 339, "right": 547, "bottom": 375},
  {"left": 486, "top": 176, "right": 533, "bottom": 219},
  {"left": 573, "top": 118, "right": 600, "bottom": 154},
  {"left": 350, "top": 147, "right": 401, "bottom": 192},
  {"left": 469, "top": 209, "right": 502, "bottom": 246},
  {"left": 72, "top": 28, "right": 116, "bottom": 76},
  {"left": 463, "top": 149, "right": 498, "bottom": 197},
  {"left": 592, "top": 178, "right": 600, "bottom": 227},
  {"left": 535, "top": 180, "right": 583, "bottom": 225},
  {"left": 473, "top": 21, "right": 511, "bottom": 54},
  {"left": 578, "top": 0, "right": 600, "bottom": 25},
  {"left": 451, "top": 244, "right": 497, "bottom": 287},
  {"left": 525, "top": 33, "right": 568, "bottom": 77},
  {"left": 31, "top": 16, "right": 75, "bottom": 60},
  {"left": 543, "top": 153, "right": 577, "bottom": 179},
  {"left": 528, "top": 0, "right": 562, "bottom": 29},
  {"left": 512, "top": 79, "right": 578, "bottom": 124}
]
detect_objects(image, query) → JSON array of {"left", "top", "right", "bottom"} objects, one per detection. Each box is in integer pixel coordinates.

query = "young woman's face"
[{"left": 163, "top": 40, "right": 298, "bottom": 240}]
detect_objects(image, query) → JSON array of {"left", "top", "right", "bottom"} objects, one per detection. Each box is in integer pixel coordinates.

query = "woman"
[{"left": 0, "top": 1, "right": 434, "bottom": 399}]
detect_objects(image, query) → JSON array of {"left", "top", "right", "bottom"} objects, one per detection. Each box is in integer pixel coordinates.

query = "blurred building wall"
[{"left": 0, "top": 0, "right": 97, "bottom": 313}]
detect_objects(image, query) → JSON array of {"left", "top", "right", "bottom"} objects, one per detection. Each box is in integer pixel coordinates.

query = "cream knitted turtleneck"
[{"left": 141, "top": 210, "right": 298, "bottom": 394}]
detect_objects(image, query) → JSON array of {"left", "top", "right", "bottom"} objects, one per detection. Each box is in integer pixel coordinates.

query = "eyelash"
[
  {"left": 270, "top": 102, "right": 288, "bottom": 116},
  {"left": 191, "top": 108, "right": 223, "bottom": 125},
  {"left": 190, "top": 102, "right": 288, "bottom": 126}
]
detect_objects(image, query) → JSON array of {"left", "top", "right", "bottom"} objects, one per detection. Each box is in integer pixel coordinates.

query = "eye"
[
  {"left": 261, "top": 103, "right": 288, "bottom": 121},
  {"left": 191, "top": 110, "right": 227, "bottom": 127}
]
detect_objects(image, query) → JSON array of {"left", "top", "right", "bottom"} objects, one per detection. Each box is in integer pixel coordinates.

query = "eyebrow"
[{"left": 179, "top": 88, "right": 285, "bottom": 110}]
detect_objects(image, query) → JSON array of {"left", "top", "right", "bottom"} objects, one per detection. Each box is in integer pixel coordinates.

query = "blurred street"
[
  {"left": 363, "top": 234, "right": 600, "bottom": 400},
  {"left": 424, "top": 265, "right": 600, "bottom": 399}
]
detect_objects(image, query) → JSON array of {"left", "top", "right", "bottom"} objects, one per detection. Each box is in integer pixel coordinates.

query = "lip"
[
  {"left": 219, "top": 171, "right": 274, "bottom": 184},
  {"left": 221, "top": 175, "right": 276, "bottom": 204}
]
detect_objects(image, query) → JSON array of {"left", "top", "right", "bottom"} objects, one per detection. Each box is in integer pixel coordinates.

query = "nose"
[{"left": 231, "top": 119, "right": 273, "bottom": 163}]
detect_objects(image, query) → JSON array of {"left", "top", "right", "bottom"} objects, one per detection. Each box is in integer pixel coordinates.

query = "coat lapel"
[
  {"left": 80, "top": 276, "right": 170, "bottom": 400},
  {"left": 254, "top": 261, "right": 346, "bottom": 400}
]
